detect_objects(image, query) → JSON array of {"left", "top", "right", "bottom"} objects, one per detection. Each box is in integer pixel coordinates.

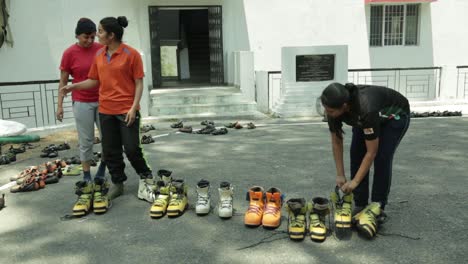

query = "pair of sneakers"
[
  {"left": 195, "top": 180, "right": 234, "bottom": 218},
  {"left": 148, "top": 170, "right": 189, "bottom": 218},
  {"left": 72, "top": 178, "right": 109, "bottom": 216}
]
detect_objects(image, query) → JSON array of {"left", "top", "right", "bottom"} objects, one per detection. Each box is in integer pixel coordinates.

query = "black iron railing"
[{"left": 0, "top": 80, "right": 73, "bottom": 128}]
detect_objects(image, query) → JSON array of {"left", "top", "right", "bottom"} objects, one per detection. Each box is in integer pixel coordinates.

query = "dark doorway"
[{"left": 148, "top": 6, "right": 224, "bottom": 88}]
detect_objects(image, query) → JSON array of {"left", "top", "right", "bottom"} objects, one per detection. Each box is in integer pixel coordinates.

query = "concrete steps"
[
  {"left": 150, "top": 86, "right": 266, "bottom": 120},
  {"left": 272, "top": 85, "right": 323, "bottom": 117}
]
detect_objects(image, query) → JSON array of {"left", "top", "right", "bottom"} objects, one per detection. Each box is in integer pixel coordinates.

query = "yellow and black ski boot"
[
  {"left": 93, "top": 178, "right": 110, "bottom": 214},
  {"left": 167, "top": 179, "right": 188, "bottom": 217},
  {"left": 150, "top": 180, "right": 171, "bottom": 218},
  {"left": 309, "top": 197, "right": 330, "bottom": 242},
  {"left": 353, "top": 202, "right": 382, "bottom": 239},
  {"left": 73, "top": 181, "right": 93, "bottom": 217},
  {"left": 286, "top": 198, "right": 308, "bottom": 241},
  {"left": 331, "top": 186, "right": 353, "bottom": 237}
]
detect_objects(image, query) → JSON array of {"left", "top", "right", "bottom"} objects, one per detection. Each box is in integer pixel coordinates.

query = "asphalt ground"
[{"left": 0, "top": 117, "right": 467, "bottom": 264}]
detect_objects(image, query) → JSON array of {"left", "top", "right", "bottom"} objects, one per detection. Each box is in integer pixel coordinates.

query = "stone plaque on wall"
[{"left": 295, "top": 54, "right": 335, "bottom": 82}]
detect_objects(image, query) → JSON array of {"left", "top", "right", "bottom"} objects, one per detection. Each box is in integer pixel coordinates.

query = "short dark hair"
[
  {"left": 100, "top": 16, "right": 128, "bottom": 41},
  {"left": 75, "top": 18, "right": 96, "bottom": 35}
]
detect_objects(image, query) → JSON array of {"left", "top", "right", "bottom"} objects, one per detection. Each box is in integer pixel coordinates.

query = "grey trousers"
[{"left": 72, "top": 101, "right": 101, "bottom": 162}]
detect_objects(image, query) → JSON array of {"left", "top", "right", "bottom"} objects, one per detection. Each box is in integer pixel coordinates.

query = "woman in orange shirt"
[{"left": 62, "top": 16, "right": 155, "bottom": 213}]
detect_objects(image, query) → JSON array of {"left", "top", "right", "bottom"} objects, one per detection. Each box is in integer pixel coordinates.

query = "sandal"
[
  {"left": 234, "top": 123, "right": 243, "bottom": 129},
  {"left": 246, "top": 122, "right": 256, "bottom": 129},
  {"left": 200, "top": 120, "right": 215, "bottom": 126},
  {"left": 225, "top": 121, "right": 239, "bottom": 128},
  {"left": 57, "top": 142, "right": 70, "bottom": 151},
  {"left": 196, "top": 125, "right": 216, "bottom": 134},
  {"left": 41, "top": 144, "right": 58, "bottom": 153},
  {"left": 141, "top": 124, "right": 156, "bottom": 133},
  {"left": 170, "top": 121, "right": 183, "bottom": 129},
  {"left": 54, "top": 159, "right": 68, "bottom": 169},
  {"left": 48, "top": 151, "right": 58, "bottom": 158},
  {"left": 10, "top": 166, "right": 38, "bottom": 181},
  {"left": 141, "top": 135, "right": 155, "bottom": 144},
  {"left": 9, "top": 145, "right": 26, "bottom": 154},
  {"left": 10, "top": 175, "right": 41, "bottom": 193},
  {"left": 179, "top": 126, "right": 193, "bottom": 133},
  {"left": 211, "top": 128, "right": 228, "bottom": 135}
]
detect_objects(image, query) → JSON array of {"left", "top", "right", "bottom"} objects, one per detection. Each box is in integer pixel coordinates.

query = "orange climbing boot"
[
  {"left": 244, "top": 186, "right": 265, "bottom": 227},
  {"left": 262, "top": 187, "right": 282, "bottom": 228}
]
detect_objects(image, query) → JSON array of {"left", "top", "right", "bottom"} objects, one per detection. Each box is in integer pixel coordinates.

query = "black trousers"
[
  {"left": 350, "top": 115, "right": 410, "bottom": 209},
  {"left": 99, "top": 112, "right": 152, "bottom": 184}
]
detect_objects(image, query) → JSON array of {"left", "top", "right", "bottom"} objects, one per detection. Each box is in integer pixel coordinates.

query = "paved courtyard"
[{"left": 0, "top": 117, "right": 467, "bottom": 264}]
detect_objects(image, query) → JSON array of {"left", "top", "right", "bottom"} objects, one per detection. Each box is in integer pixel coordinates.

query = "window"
[{"left": 370, "top": 4, "right": 420, "bottom": 47}]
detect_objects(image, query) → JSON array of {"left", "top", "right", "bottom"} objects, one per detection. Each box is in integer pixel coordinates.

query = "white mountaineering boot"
[
  {"left": 196, "top": 179, "right": 211, "bottom": 215},
  {"left": 138, "top": 177, "right": 156, "bottom": 203},
  {"left": 218, "top": 181, "right": 234, "bottom": 218}
]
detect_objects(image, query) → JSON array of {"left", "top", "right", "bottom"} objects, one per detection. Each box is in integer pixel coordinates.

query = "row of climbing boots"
[
  {"left": 286, "top": 197, "right": 331, "bottom": 242},
  {"left": 195, "top": 180, "right": 234, "bottom": 218},
  {"left": 72, "top": 178, "right": 110, "bottom": 217},
  {"left": 244, "top": 186, "right": 283, "bottom": 228},
  {"left": 149, "top": 170, "right": 188, "bottom": 218}
]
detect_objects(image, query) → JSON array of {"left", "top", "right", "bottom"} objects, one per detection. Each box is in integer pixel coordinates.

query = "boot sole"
[
  {"left": 150, "top": 213, "right": 165, "bottom": 219},
  {"left": 219, "top": 212, "right": 233, "bottom": 219},
  {"left": 311, "top": 236, "right": 326, "bottom": 242},
  {"left": 244, "top": 222, "right": 262, "bottom": 227},
  {"left": 150, "top": 209, "right": 166, "bottom": 218},
  {"left": 262, "top": 222, "right": 281, "bottom": 229},
  {"left": 310, "top": 231, "right": 326, "bottom": 242},
  {"left": 196, "top": 211, "right": 210, "bottom": 216},
  {"left": 356, "top": 224, "right": 377, "bottom": 239},
  {"left": 94, "top": 205, "right": 108, "bottom": 214},
  {"left": 288, "top": 232, "right": 305, "bottom": 240},
  {"left": 73, "top": 210, "right": 88, "bottom": 216},
  {"left": 94, "top": 209, "right": 108, "bottom": 214},
  {"left": 167, "top": 204, "right": 188, "bottom": 217}
]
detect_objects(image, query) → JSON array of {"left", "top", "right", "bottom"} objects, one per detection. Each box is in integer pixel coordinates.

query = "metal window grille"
[
  {"left": 370, "top": 4, "right": 420, "bottom": 47},
  {"left": 370, "top": 6, "right": 383, "bottom": 46},
  {"left": 384, "top": 5, "right": 404, "bottom": 46},
  {"left": 405, "top": 4, "right": 420, "bottom": 45}
]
